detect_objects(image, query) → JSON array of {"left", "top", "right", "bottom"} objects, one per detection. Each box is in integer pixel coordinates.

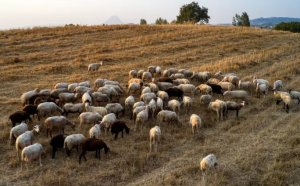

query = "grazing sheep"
[
  {"left": 137, "top": 70, "right": 145, "bottom": 79},
  {"left": 154, "top": 77, "right": 173, "bottom": 83},
  {"left": 189, "top": 114, "right": 202, "bottom": 135},
  {"left": 50, "top": 88, "right": 69, "bottom": 99},
  {"left": 64, "top": 134, "right": 86, "bottom": 156},
  {"left": 142, "top": 72, "right": 152, "bottom": 82},
  {"left": 37, "top": 102, "right": 63, "bottom": 120},
  {"left": 226, "top": 101, "right": 245, "bottom": 118},
  {"left": 148, "top": 66, "right": 156, "bottom": 74},
  {"left": 173, "top": 78, "right": 190, "bottom": 85},
  {"left": 94, "top": 78, "right": 109, "bottom": 89},
  {"left": 9, "top": 111, "right": 31, "bottom": 127},
  {"left": 104, "top": 84, "right": 123, "bottom": 95},
  {"left": 165, "top": 87, "right": 184, "bottom": 101},
  {"left": 80, "top": 81, "right": 91, "bottom": 87},
  {"left": 105, "top": 103, "right": 124, "bottom": 117},
  {"left": 178, "top": 69, "right": 193, "bottom": 78},
  {"left": 256, "top": 83, "right": 268, "bottom": 98},
  {"left": 125, "top": 96, "right": 135, "bottom": 115},
  {"left": 195, "top": 84, "right": 212, "bottom": 95},
  {"left": 54, "top": 83, "right": 69, "bottom": 89},
  {"left": 156, "top": 97, "right": 164, "bottom": 112},
  {"left": 79, "top": 138, "right": 109, "bottom": 164},
  {"left": 149, "top": 126, "right": 161, "bottom": 153},
  {"left": 101, "top": 113, "right": 117, "bottom": 135},
  {"left": 63, "top": 103, "right": 84, "bottom": 117},
  {"left": 183, "top": 96, "right": 193, "bottom": 114},
  {"left": 156, "top": 82, "right": 173, "bottom": 91},
  {"left": 148, "top": 99, "right": 157, "bottom": 119},
  {"left": 89, "top": 123, "right": 101, "bottom": 139},
  {"left": 85, "top": 104, "right": 107, "bottom": 117},
  {"left": 175, "top": 84, "right": 196, "bottom": 96},
  {"left": 50, "top": 134, "right": 65, "bottom": 159},
  {"left": 135, "top": 106, "right": 149, "bottom": 131},
  {"left": 163, "top": 68, "right": 177, "bottom": 77},
  {"left": 200, "top": 154, "right": 218, "bottom": 178},
  {"left": 221, "top": 75, "right": 240, "bottom": 86},
  {"left": 74, "top": 86, "right": 91, "bottom": 97},
  {"left": 140, "top": 92, "right": 157, "bottom": 104},
  {"left": 15, "top": 125, "right": 40, "bottom": 161},
  {"left": 272, "top": 80, "right": 283, "bottom": 91},
  {"left": 274, "top": 91, "right": 292, "bottom": 113},
  {"left": 157, "top": 91, "right": 169, "bottom": 104},
  {"left": 79, "top": 112, "right": 102, "bottom": 128},
  {"left": 170, "top": 73, "right": 184, "bottom": 80},
  {"left": 218, "top": 82, "right": 235, "bottom": 91},
  {"left": 10, "top": 122, "right": 28, "bottom": 145},
  {"left": 208, "top": 100, "right": 227, "bottom": 121},
  {"left": 206, "top": 83, "right": 223, "bottom": 94},
  {"left": 129, "top": 70, "right": 138, "bottom": 79},
  {"left": 132, "top": 106, "right": 146, "bottom": 121},
  {"left": 111, "top": 121, "right": 130, "bottom": 140},
  {"left": 289, "top": 90, "right": 300, "bottom": 104},
  {"left": 191, "top": 72, "right": 211, "bottom": 83},
  {"left": 88, "top": 62, "right": 103, "bottom": 72},
  {"left": 223, "top": 90, "right": 249, "bottom": 100},
  {"left": 238, "top": 80, "right": 254, "bottom": 95},
  {"left": 21, "top": 88, "right": 40, "bottom": 106},
  {"left": 146, "top": 82, "right": 159, "bottom": 93},
  {"left": 82, "top": 91, "right": 92, "bottom": 104},
  {"left": 157, "top": 110, "right": 181, "bottom": 126},
  {"left": 91, "top": 92, "right": 110, "bottom": 105},
  {"left": 21, "top": 143, "right": 44, "bottom": 168},
  {"left": 128, "top": 78, "right": 143, "bottom": 86},
  {"left": 142, "top": 87, "right": 152, "bottom": 94},
  {"left": 44, "top": 116, "right": 75, "bottom": 138},
  {"left": 22, "top": 105, "right": 38, "bottom": 120},
  {"left": 68, "top": 83, "right": 79, "bottom": 92},
  {"left": 127, "top": 82, "right": 142, "bottom": 95},
  {"left": 252, "top": 76, "right": 269, "bottom": 88},
  {"left": 200, "top": 95, "right": 212, "bottom": 105},
  {"left": 133, "top": 101, "right": 145, "bottom": 110},
  {"left": 168, "top": 99, "right": 181, "bottom": 115},
  {"left": 155, "top": 66, "right": 162, "bottom": 77},
  {"left": 206, "top": 78, "right": 220, "bottom": 85},
  {"left": 58, "top": 92, "right": 75, "bottom": 105}
]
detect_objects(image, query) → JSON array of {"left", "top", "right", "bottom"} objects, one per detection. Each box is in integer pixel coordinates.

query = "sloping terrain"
[{"left": 0, "top": 25, "right": 299, "bottom": 186}]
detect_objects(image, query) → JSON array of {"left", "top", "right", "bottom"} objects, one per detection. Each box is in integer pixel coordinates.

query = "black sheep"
[
  {"left": 165, "top": 87, "right": 184, "bottom": 101},
  {"left": 158, "top": 77, "right": 173, "bottom": 83},
  {"left": 111, "top": 121, "right": 130, "bottom": 140},
  {"left": 79, "top": 138, "right": 109, "bottom": 164},
  {"left": 9, "top": 111, "right": 31, "bottom": 127},
  {"left": 50, "top": 134, "right": 66, "bottom": 159},
  {"left": 206, "top": 83, "right": 224, "bottom": 95},
  {"left": 22, "top": 104, "right": 38, "bottom": 120}
]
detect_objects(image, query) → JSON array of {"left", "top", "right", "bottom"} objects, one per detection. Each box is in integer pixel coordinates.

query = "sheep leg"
[
  {"left": 39, "top": 154, "right": 42, "bottom": 166},
  {"left": 46, "top": 129, "right": 49, "bottom": 138},
  {"left": 286, "top": 104, "right": 289, "bottom": 113},
  {"left": 149, "top": 141, "right": 152, "bottom": 153},
  {"left": 114, "top": 133, "right": 118, "bottom": 140},
  {"left": 236, "top": 110, "right": 239, "bottom": 118},
  {"left": 52, "top": 147, "right": 56, "bottom": 159},
  {"left": 121, "top": 131, "right": 124, "bottom": 138}
]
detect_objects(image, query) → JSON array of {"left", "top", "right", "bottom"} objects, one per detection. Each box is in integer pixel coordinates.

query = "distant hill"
[
  {"left": 103, "top": 16, "right": 123, "bottom": 25},
  {"left": 250, "top": 17, "right": 300, "bottom": 28}
]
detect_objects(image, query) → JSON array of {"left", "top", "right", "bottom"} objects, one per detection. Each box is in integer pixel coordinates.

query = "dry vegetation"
[{"left": 0, "top": 25, "right": 300, "bottom": 185}]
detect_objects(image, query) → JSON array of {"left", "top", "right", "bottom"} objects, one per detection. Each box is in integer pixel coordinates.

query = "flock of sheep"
[{"left": 8, "top": 63, "right": 300, "bottom": 179}]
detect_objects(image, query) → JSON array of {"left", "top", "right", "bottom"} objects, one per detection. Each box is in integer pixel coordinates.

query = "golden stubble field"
[{"left": 0, "top": 25, "right": 299, "bottom": 186}]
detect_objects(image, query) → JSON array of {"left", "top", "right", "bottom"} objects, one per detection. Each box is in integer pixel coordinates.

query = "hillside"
[
  {"left": 0, "top": 25, "right": 300, "bottom": 186},
  {"left": 251, "top": 17, "right": 300, "bottom": 28}
]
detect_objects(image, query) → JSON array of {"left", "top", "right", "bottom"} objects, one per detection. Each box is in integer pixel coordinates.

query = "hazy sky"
[{"left": 1, "top": 0, "right": 300, "bottom": 29}]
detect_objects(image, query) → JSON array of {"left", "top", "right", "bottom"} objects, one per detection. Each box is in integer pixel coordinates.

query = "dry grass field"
[{"left": 0, "top": 25, "right": 300, "bottom": 186}]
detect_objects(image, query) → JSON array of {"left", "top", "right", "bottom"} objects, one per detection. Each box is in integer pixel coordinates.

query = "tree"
[
  {"left": 176, "top": 1, "right": 210, "bottom": 24},
  {"left": 140, "top": 19, "right": 147, "bottom": 25},
  {"left": 155, "top": 17, "right": 168, "bottom": 25},
  {"left": 232, "top": 12, "right": 250, "bottom": 27},
  {"left": 274, "top": 22, "right": 300, "bottom": 33}
]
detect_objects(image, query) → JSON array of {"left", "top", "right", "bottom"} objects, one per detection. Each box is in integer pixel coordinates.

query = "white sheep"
[
  {"left": 74, "top": 85, "right": 91, "bottom": 95},
  {"left": 85, "top": 103, "right": 107, "bottom": 117},
  {"left": 155, "top": 66, "right": 162, "bottom": 77},
  {"left": 79, "top": 81, "right": 91, "bottom": 88},
  {"left": 149, "top": 126, "right": 161, "bottom": 153},
  {"left": 132, "top": 105, "right": 146, "bottom": 121},
  {"left": 20, "top": 88, "right": 40, "bottom": 106},
  {"left": 125, "top": 95, "right": 135, "bottom": 115},
  {"left": 37, "top": 102, "right": 63, "bottom": 120},
  {"left": 273, "top": 80, "right": 283, "bottom": 91},
  {"left": 178, "top": 69, "right": 193, "bottom": 78},
  {"left": 156, "top": 97, "right": 164, "bottom": 112},
  {"left": 157, "top": 110, "right": 181, "bottom": 126},
  {"left": 94, "top": 78, "right": 109, "bottom": 89},
  {"left": 183, "top": 96, "right": 193, "bottom": 114},
  {"left": 82, "top": 91, "right": 92, "bottom": 104},
  {"left": 172, "top": 78, "right": 190, "bottom": 85},
  {"left": 170, "top": 73, "right": 184, "bottom": 80},
  {"left": 54, "top": 82, "right": 69, "bottom": 89},
  {"left": 223, "top": 90, "right": 249, "bottom": 100},
  {"left": 97, "top": 86, "right": 118, "bottom": 99},
  {"left": 103, "top": 84, "right": 123, "bottom": 95},
  {"left": 157, "top": 91, "right": 169, "bottom": 103},
  {"left": 189, "top": 114, "right": 202, "bottom": 135},
  {"left": 101, "top": 113, "right": 117, "bottom": 135},
  {"left": 200, "top": 95, "right": 212, "bottom": 105},
  {"left": 148, "top": 99, "right": 157, "bottom": 119},
  {"left": 89, "top": 123, "right": 101, "bottom": 139},
  {"left": 127, "top": 82, "right": 142, "bottom": 95},
  {"left": 289, "top": 90, "right": 300, "bottom": 104},
  {"left": 253, "top": 76, "right": 269, "bottom": 90},
  {"left": 218, "top": 82, "right": 235, "bottom": 91},
  {"left": 191, "top": 71, "right": 211, "bottom": 83},
  {"left": 137, "top": 70, "right": 145, "bottom": 79},
  {"left": 15, "top": 125, "right": 40, "bottom": 161},
  {"left": 10, "top": 122, "right": 28, "bottom": 145},
  {"left": 21, "top": 143, "right": 44, "bottom": 168},
  {"left": 91, "top": 92, "right": 111, "bottom": 105},
  {"left": 175, "top": 84, "right": 196, "bottom": 96},
  {"left": 221, "top": 75, "right": 240, "bottom": 86},
  {"left": 142, "top": 87, "right": 152, "bottom": 94},
  {"left": 79, "top": 112, "right": 102, "bottom": 128},
  {"left": 142, "top": 72, "right": 152, "bottom": 82},
  {"left": 58, "top": 92, "right": 75, "bottom": 106},
  {"left": 88, "top": 62, "right": 103, "bottom": 72},
  {"left": 133, "top": 101, "right": 145, "bottom": 110},
  {"left": 238, "top": 80, "right": 254, "bottom": 95},
  {"left": 206, "top": 78, "right": 220, "bottom": 85},
  {"left": 156, "top": 82, "right": 173, "bottom": 91},
  {"left": 68, "top": 83, "right": 79, "bottom": 92},
  {"left": 140, "top": 92, "right": 156, "bottom": 104},
  {"left": 64, "top": 134, "right": 86, "bottom": 156},
  {"left": 274, "top": 91, "right": 292, "bottom": 113},
  {"left": 63, "top": 103, "right": 84, "bottom": 116},
  {"left": 129, "top": 69, "right": 138, "bottom": 79},
  {"left": 135, "top": 106, "right": 149, "bottom": 131},
  {"left": 256, "top": 83, "right": 268, "bottom": 98},
  {"left": 168, "top": 99, "right": 181, "bottom": 116},
  {"left": 147, "top": 82, "right": 159, "bottom": 93},
  {"left": 44, "top": 116, "right": 75, "bottom": 138},
  {"left": 128, "top": 78, "right": 143, "bottom": 86},
  {"left": 200, "top": 154, "right": 218, "bottom": 178},
  {"left": 105, "top": 103, "right": 124, "bottom": 117},
  {"left": 208, "top": 99, "right": 227, "bottom": 121}
]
